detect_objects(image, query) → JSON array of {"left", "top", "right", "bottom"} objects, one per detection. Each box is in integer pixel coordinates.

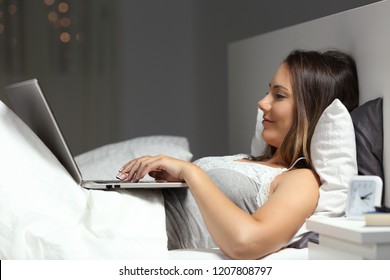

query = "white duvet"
[{"left": 0, "top": 100, "right": 193, "bottom": 259}]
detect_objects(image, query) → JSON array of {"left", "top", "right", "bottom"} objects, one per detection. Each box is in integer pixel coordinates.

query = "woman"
[{"left": 116, "top": 49, "right": 359, "bottom": 259}]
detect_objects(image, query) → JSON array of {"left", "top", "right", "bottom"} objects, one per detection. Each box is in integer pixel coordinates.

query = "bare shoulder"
[
  {"left": 268, "top": 168, "right": 321, "bottom": 217},
  {"left": 271, "top": 168, "right": 320, "bottom": 197},
  {"left": 283, "top": 168, "right": 320, "bottom": 184}
]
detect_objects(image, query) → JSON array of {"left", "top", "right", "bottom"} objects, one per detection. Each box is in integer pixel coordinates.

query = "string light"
[
  {"left": 58, "top": 2, "right": 69, "bottom": 13},
  {"left": 75, "top": 32, "right": 81, "bottom": 42},
  {"left": 47, "top": 11, "right": 58, "bottom": 23},
  {"left": 43, "top": 0, "right": 79, "bottom": 44},
  {"left": 9, "top": 36, "right": 17, "bottom": 47},
  {"left": 60, "top": 16, "right": 71, "bottom": 28},
  {"left": 1, "top": 1, "right": 80, "bottom": 44},
  {"left": 7, "top": 4, "right": 17, "bottom": 16},
  {"left": 59, "top": 31, "right": 70, "bottom": 43},
  {"left": 44, "top": 0, "right": 55, "bottom": 6}
]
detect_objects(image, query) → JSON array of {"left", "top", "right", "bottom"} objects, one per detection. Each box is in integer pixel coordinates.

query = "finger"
[
  {"left": 123, "top": 155, "right": 163, "bottom": 182},
  {"left": 148, "top": 170, "right": 166, "bottom": 181},
  {"left": 134, "top": 155, "right": 164, "bottom": 180},
  {"left": 117, "top": 156, "right": 151, "bottom": 181},
  {"left": 116, "top": 161, "right": 136, "bottom": 181},
  {"left": 120, "top": 155, "right": 150, "bottom": 173}
]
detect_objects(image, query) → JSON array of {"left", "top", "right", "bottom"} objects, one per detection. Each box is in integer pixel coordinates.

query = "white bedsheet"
[{"left": 0, "top": 100, "right": 186, "bottom": 259}]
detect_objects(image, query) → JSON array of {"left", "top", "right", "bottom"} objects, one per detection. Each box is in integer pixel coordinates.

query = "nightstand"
[{"left": 306, "top": 216, "right": 390, "bottom": 259}]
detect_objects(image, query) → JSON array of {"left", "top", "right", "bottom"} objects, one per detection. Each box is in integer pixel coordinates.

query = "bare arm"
[
  {"left": 184, "top": 165, "right": 319, "bottom": 259},
  {"left": 118, "top": 155, "right": 320, "bottom": 259}
]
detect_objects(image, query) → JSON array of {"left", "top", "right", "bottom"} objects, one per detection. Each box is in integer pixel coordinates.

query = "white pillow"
[
  {"left": 75, "top": 135, "right": 193, "bottom": 180},
  {"left": 250, "top": 108, "right": 266, "bottom": 157},
  {"left": 250, "top": 99, "right": 357, "bottom": 217},
  {"left": 311, "top": 99, "right": 357, "bottom": 217}
]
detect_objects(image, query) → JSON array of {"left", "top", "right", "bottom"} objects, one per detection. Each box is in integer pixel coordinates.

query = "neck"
[{"left": 267, "top": 153, "right": 286, "bottom": 168}]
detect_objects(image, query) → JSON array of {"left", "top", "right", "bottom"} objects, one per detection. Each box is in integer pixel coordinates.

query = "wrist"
[{"left": 181, "top": 163, "right": 210, "bottom": 186}]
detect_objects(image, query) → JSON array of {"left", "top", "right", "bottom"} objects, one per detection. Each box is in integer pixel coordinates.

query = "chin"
[{"left": 262, "top": 135, "right": 279, "bottom": 148}]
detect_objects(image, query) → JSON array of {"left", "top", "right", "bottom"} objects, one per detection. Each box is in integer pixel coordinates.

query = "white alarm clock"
[{"left": 346, "top": 175, "right": 383, "bottom": 219}]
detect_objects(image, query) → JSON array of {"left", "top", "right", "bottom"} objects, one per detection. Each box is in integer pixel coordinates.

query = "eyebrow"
[{"left": 269, "top": 83, "right": 290, "bottom": 92}]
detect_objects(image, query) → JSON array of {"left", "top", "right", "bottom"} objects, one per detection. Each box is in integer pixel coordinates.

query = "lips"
[{"left": 262, "top": 117, "right": 274, "bottom": 125}]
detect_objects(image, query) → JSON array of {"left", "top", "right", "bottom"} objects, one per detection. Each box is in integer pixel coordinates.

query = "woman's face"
[{"left": 258, "top": 63, "right": 296, "bottom": 148}]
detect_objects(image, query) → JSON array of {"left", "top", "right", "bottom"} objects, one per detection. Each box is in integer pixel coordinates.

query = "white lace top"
[
  {"left": 163, "top": 154, "right": 306, "bottom": 249},
  {"left": 194, "top": 154, "right": 302, "bottom": 207}
]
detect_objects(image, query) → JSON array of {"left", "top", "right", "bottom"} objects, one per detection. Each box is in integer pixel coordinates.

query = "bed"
[{"left": 0, "top": 0, "right": 388, "bottom": 260}]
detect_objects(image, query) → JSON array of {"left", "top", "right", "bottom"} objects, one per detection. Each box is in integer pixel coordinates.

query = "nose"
[{"left": 258, "top": 94, "right": 271, "bottom": 112}]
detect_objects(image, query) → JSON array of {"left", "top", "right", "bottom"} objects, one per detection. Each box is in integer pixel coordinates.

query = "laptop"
[{"left": 5, "top": 79, "right": 188, "bottom": 190}]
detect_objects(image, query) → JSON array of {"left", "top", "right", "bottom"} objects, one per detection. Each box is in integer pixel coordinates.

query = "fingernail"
[
  {"left": 116, "top": 173, "right": 126, "bottom": 180},
  {"left": 131, "top": 174, "right": 139, "bottom": 183}
]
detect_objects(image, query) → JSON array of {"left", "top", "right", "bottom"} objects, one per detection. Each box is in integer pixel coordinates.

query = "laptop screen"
[{"left": 5, "top": 79, "right": 83, "bottom": 184}]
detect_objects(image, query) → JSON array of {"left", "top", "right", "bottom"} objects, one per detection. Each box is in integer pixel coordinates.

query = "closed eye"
[
  {"left": 268, "top": 83, "right": 291, "bottom": 99},
  {"left": 275, "top": 92, "right": 286, "bottom": 99}
]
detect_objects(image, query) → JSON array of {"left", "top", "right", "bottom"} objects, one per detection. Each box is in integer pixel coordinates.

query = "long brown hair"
[{"left": 257, "top": 49, "right": 359, "bottom": 169}]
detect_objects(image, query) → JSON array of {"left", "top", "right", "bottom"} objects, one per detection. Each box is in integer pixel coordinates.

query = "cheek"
[
  {"left": 282, "top": 119, "right": 294, "bottom": 132},
  {"left": 283, "top": 108, "right": 295, "bottom": 128},
  {"left": 278, "top": 113, "right": 295, "bottom": 138},
  {"left": 261, "top": 125, "right": 286, "bottom": 147}
]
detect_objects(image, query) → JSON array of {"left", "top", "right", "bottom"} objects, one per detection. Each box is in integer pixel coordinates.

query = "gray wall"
[
  {"left": 0, "top": 0, "right": 380, "bottom": 160},
  {"left": 115, "top": 0, "right": 379, "bottom": 160}
]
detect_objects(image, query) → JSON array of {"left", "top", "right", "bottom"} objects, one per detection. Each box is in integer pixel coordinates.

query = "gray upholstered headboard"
[{"left": 228, "top": 0, "right": 389, "bottom": 206}]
